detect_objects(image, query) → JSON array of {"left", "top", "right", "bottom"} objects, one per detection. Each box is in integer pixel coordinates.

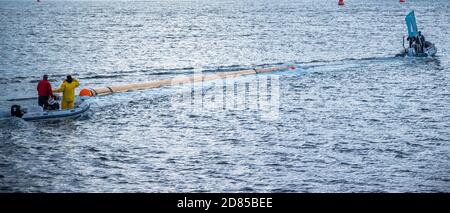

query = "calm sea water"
[{"left": 0, "top": 0, "right": 449, "bottom": 192}]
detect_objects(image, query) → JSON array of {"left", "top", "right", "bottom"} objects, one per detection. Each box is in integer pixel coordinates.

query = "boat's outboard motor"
[{"left": 11, "top": 105, "right": 24, "bottom": 118}]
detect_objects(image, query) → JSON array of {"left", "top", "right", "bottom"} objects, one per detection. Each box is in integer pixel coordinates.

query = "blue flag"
[{"left": 405, "top": 10, "right": 418, "bottom": 38}]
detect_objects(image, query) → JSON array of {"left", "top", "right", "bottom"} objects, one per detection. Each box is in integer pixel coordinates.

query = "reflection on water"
[{"left": 1, "top": 0, "right": 449, "bottom": 192}]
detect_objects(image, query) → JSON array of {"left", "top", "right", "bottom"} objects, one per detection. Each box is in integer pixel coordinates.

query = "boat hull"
[
  {"left": 21, "top": 100, "right": 90, "bottom": 121},
  {"left": 397, "top": 43, "right": 437, "bottom": 57}
]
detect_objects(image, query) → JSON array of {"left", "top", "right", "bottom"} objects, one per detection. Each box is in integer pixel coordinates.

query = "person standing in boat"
[
  {"left": 37, "top": 74, "right": 55, "bottom": 110},
  {"left": 417, "top": 31, "right": 426, "bottom": 53},
  {"left": 406, "top": 36, "right": 414, "bottom": 48},
  {"left": 53, "top": 75, "right": 80, "bottom": 110}
]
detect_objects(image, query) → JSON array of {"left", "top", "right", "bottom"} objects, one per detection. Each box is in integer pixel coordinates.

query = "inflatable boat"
[
  {"left": 10, "top": 97, "right": 90, "bottom": 121},
  {"left": 396, "top": 41, "right": 437, "bottom": 57},
  {"left": 396, "top": 10, "right": 437, "bottom": 58}
]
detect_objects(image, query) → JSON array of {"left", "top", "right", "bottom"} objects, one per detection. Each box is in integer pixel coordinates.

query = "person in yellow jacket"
[{"left": 53, "top": 75, "right": 80, "bottom": 110}]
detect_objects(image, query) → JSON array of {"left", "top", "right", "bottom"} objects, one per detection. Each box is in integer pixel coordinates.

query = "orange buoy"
[
  {"left": 400, "top": 0, "right": 405, "bottom": 2},
  {"left": 79, "top": 88, "right": 93, "bottom": 97},
  {"left": 338, "top": 0, "right": 344, "bottom": 6}
]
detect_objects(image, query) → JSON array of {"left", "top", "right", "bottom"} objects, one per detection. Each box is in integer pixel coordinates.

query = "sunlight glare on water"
[{"left": 0, "top": 0, "right": 449, "bottom": 192}]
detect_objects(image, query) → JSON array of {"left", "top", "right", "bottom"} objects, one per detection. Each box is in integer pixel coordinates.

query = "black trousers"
[{"left": 38, "top": 96, "right": 49, "bottom": 109}]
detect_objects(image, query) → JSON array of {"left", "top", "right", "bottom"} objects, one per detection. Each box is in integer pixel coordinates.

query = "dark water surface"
[{"left": 0, "top": 0, "right": 449, "bottom": 192}]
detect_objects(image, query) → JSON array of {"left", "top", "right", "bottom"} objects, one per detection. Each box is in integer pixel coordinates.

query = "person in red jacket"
[{"left": 36, "top": 74, "right": 55, "bottom": 110}]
